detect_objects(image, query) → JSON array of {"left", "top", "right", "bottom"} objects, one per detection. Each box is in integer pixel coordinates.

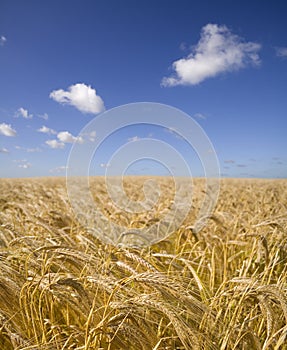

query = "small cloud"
[
  {"left": 13, "top": 159, "right": 26, "bottom": 163},
  {"left": 0, "top": 123, "right": 17, "bottom": 137},
  {"left": 18, "top": 162, "right": 31, "bottom": 169},
  {"left": 165, "top": 127, "right": 184, "bottom": 139},
  {"left": 0, "top": 35, "right": 7, "bottom": 46},
  {"left": 57, "top": 131, "right": 84, "bottom": 144},
  {"left": 88, "top": 131, "right": 96, "bottom": 142},
  {"left": 128, "top": 136, "right": 141, "bottom": 142},
  {"left": 49, "top": 166, "right": 68, "bottom": 174},
  {"left": 14, "top": 159, "right": 31, "bottom": 169},
  {"left": 46, "top": 131, "right": 84, "bottom": 148},
  {"left": 27, "top": 148, "right": 41, "bottom": 153},
  {"left": 0, "top": 147, "right": 9, "bottom": 153},
  {"left": 16, "top": 107, "right": 33, "bottom": 119},
  {"left": 162, "top": 23, "right": 261, "bottom": 86},
  {"left": 224, "top": 160, "right": 235, "bottom": 164},
  {"left": 46, "top": 140, "right": 65, "bottom": 149},
  {"left": 193, "top": 113, "right": 206, "bottom": 120},
  {"left": 275, "top": 47, "right": 287, "bottom": 59},
  {"left": 50, "top": 83, "right": 105, "bottom": 115},
  {"left": 15, "top": 145, "right": 42, "bottom": 153},
  {"left": 81, "top": 131, "right": 97, "bottom": 142},
  {"left": 100, "top": 163, "right": 110, "bottom": 168},
  {"left": 179, "top": 42, "right": 188, "bottom": 51},
  {"left": 37, "top": 125, "right": 57, "bottom": 135},
  {"left": 38, "top": 113, "right": 49, "bottom": 120}
]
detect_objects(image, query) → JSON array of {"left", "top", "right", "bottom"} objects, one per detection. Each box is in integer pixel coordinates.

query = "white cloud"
[
  {"left": 15, "top": 145, "right": 42, "bottom": 153},
  {"left": 50, "top": 83, "right": 105, "bottom": 114},
  {"left": 14, "top": 159, "right": 31, "bottom": 168},
  {"left": 193, "top": 113, "right": 206, "bottom": 120},
  {"left": 0, "top": 36, "right": 7, "bottom": 46},
  {"left": 165, "top": 127, "right": 184, "bottom": 139},
  {"left": 45, "top": 130, "right": 84, "bottom": 149},
  {"left": 0, "top": 123, "right": 17, "bottom": 137},
  {"left": 162, "top": 24, "right": 261, "bottom": 86},
  {"left": 100, "top": 163, "right": 111, "bottom": 168},
  {"left": 275, "top": 47, "right": 287, "bottom": 59},
  {"left": 0, "top": 147, "right": 9, "bottom": 153},
  {"left": 128, "top": 136, "right": 141, "bottom": 142},
  {"left": 18, "top": 162, "right": 31, "bottom": 169},
  {"left": 38, "top": 113, "right": 49, "bottom": 120},
  {"left": 16, "top": 107, "right": 33, "bottom": 119},
  {"left": 80, "top": 131, "right": 96, "bottom": 142},
  {"left": 28, "top": 148, "right": 41, "bottom": 153},
  {"left": 57, "top": 131, "right": 84, "bottom": 144},
  {"left": 37, "top": 125, "right": 57, "bottom": 135},
  {"left": 49, "top": 166, "right": 68, "bottom": 174},
  {"left": 13, "top": 158, "right": 27, "bottom": 163},
  {"left": 88, "top": 131, "right": 96, "bottom": 142},
  {"left": 46, "top": 140, "right": 65, "bottom": 149}
]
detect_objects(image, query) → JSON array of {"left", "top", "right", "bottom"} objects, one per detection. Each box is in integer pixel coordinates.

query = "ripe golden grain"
[{"left": 0, "top": 177, "right": 286, "bottom": 349}]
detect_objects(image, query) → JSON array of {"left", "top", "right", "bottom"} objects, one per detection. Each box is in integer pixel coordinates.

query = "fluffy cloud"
[
  {"left": 162, "top": 24, "right": 261, "bottom": 86},
  {"left": 37, "top": 125, "right": 57, "bottom": 135},
  {"left": 46, "top": 140, "right": 65, "bottom": 149},
  {"left": 0, "top": 36, "right": 7, "bottom": 46},
  {"left": 45, "top": 130, "right": 83, "bottom": 149},
  {"left": 57, "top": 131, "right": 84, "bottom": 144},
  {"left": 0, "top": 123, "right": 17, "bottom": 137},
  {"left": 50, "top": 83, "right": 105, "bottom": 114},
  {"left": 275, "top": 47, "right": 287, "bottom": 59},
  {"left": 0, "top": 147, "right": 9, "bottom": 153},
  {"left": 16, "top": 107, "right": 33, "bottom": 119}
]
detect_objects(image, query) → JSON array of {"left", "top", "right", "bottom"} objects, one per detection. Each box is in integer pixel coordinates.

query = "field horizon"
[{"left": 1, "top": 175, "right": 286, "bottom": 180}]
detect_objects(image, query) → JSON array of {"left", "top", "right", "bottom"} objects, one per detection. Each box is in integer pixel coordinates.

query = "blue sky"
[{"left": 0, "top": 0, "right": 286, "bottom": 178}]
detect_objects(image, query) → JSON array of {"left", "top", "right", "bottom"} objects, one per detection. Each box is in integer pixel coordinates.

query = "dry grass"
[{"left": 0, "top": 176, "right": 286, "bottom": 349}]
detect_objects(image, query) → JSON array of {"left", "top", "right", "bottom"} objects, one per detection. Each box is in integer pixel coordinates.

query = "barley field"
[{"left": 0, "top": 177, "right": 286, "bottom": 349}]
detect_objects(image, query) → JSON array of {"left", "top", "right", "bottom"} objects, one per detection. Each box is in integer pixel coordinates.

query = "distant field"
[{"left": 0, "top": 177, "right": 286, "bottom": 349}]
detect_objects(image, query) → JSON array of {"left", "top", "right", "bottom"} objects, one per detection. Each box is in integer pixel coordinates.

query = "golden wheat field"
[{"left": 0, "top": 177, "right": 286, "bottom": 350}]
